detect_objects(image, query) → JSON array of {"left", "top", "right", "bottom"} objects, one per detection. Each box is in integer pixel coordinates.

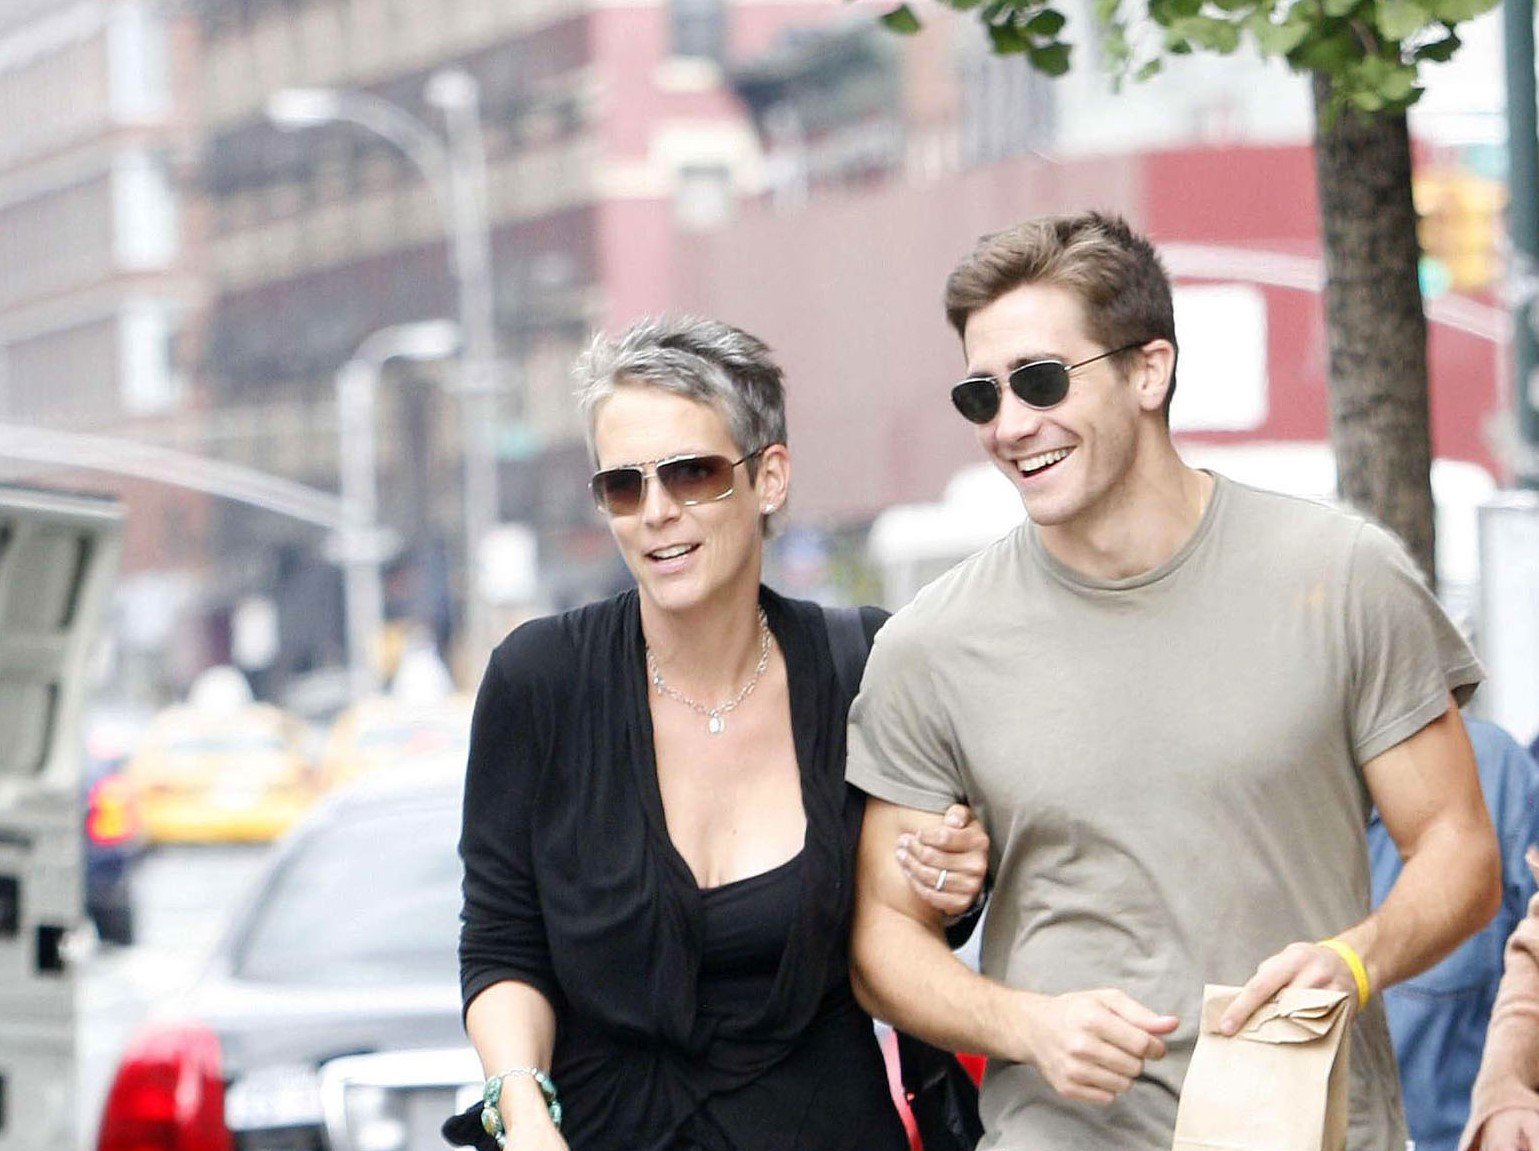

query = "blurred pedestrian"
[
  {"left": 1368, "top": 717, "right": 1539, "bottom": 1151},
  {"left": 454, "top": 316, "right": 990, "bottom": 1151},
  {"left": 846, "top": 210, "right": 1501, "bottom": 1151},
  {"left": 1462, "top": 847, "right": 1539, "bottom": 1151}
]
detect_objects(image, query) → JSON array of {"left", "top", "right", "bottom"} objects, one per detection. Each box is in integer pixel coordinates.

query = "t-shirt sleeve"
[
  {"left": 845, "top": 614, "right": 963, "bottom": 814},
  {"left": 1345, "top": 521, "right": 1485, "bottom": 765},
  {"left": 458, "top": 625, "right": 563, "bottom": 1018}
]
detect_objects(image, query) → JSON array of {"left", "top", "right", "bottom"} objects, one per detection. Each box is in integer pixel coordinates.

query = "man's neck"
[{"left": 1037, "top": 449, "right": 1214, "bottom": 582}]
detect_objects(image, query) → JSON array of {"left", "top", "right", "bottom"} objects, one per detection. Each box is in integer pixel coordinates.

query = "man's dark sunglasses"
[
  {"left": 589, "top": 449, "right": 764, "bottom": 517},
  {"left": 950, "top": 341, "right": 1150, "bottom": 424}
]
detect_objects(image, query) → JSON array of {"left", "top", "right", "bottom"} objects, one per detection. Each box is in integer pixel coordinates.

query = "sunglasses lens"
[
  {"left": 591, "top": 468, "right": 644, "bottom": 515},
  {"left": 1009, "top": 362, "right": 1071, "bottom": 409},
  {"left": 951, "top": 379, "right": 1000, "bottom": 424},
  {"left": 657, "top": 454, "right": 735, "bottom": 503},
  {"left": 591, "top": 454, "right": 742, "bottom": 516}
]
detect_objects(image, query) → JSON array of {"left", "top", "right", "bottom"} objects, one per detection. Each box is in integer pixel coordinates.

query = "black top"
[
  {"left": 697, "top": 850, "right": 803, "bottom": 1017},
  {"left": 458, "top": 588, "right": 905, "bottom": 1151}
]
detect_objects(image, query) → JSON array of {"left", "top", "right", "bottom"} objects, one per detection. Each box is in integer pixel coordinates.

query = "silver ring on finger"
[{"left": 934, "top": 868, "right": 949, "bottom": 892}]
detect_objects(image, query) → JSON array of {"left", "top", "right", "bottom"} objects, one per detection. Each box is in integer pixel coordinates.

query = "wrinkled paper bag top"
[
  {"left": 1172, "top": 985, "right": 1353, "bottom": 1151},
  {"left": 1200, "top": 985, "right": 1351, "bottom": 1043}
]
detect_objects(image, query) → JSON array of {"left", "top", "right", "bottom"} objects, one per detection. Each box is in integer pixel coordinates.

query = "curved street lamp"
[
  {"left": 335, "top": 320, "right": 461, "bottom": 700},
  {"left": 268, "top": 71, "right": 502, "bottom": 671}
]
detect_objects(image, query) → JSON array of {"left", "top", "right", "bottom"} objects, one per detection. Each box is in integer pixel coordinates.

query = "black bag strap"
[
  {"left": 828, "top": 604, "right": 988, "bottom": 949},
  {"left": 823, "top": 602, "right": 983, "bottom": 1151},
  {"left": 821, "top": 605, "right": 871, "bottom": 703},
  {"left": 895, "top": 1031, "right": 984, "bottom": 1151}
]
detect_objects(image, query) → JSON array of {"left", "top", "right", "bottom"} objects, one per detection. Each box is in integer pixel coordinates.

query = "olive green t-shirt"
[{"left": 847, "top": 474, "right": 1483, "bottom": 1151}]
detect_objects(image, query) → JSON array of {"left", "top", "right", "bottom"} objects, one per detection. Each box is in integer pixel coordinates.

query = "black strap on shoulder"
[
  {"left": 821, "top": 605, "right": 870, "bottom": 702},
  {"left": 826, "top": 603, "right": 990, "bottom": 949}
]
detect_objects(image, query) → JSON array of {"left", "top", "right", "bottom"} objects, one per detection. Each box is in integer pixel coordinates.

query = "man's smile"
[{"left": 1017, "top": 447, "right": 1074, "bottom": 476}]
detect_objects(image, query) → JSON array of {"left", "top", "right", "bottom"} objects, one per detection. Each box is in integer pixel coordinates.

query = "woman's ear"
[{"left": 755, "top": 443, "right": 790, "bottom": 514}]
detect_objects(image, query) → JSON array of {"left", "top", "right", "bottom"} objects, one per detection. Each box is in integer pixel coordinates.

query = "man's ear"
[{"left": 1132, "top": 340, "right": 1177, "bottom": 414}]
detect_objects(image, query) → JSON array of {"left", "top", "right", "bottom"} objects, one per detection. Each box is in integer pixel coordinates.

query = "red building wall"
[
  {"left": 588, "top": 2, "right": 844, "bottom": 332},
  {"left": 674, "top": 150, "right": 1146, "bottom": 520},
  {"left": 1143, "top": 143, "right": 1502, "bottom": 476},
  {"left": 676, "top": 142, "right": 1507, "bottom": 523}
]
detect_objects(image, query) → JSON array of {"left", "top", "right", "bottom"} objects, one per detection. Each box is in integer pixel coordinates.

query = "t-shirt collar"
[{"left": 1027, "top": 470, "right": 1228, "bottom": 593}]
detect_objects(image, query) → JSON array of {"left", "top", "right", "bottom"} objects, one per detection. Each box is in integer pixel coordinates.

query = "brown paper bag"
[{"left": 1171, "top": 984, "right": 1352, "bottom": 1151}]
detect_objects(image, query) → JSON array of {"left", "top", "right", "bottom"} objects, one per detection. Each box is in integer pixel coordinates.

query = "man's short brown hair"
[{"left": 944, "top": 211, "right": 1180, "bottom": 416}]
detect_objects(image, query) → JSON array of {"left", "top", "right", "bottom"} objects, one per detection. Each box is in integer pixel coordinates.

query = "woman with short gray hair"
[{"left": 452, "top": 314, "right": 989, "bottom": 1151}]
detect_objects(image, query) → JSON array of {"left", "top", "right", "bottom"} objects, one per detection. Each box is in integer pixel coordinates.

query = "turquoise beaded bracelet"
[{"left": 481, "top": 1066, "right": 562, "bottom": 1147}]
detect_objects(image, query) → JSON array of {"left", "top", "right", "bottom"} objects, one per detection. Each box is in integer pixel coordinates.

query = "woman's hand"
[
  {"left": 894, "top": 803, "right": 990, "bottom": 920},
  {"left": 503, "top": 1118, "right": 569, "bottom": 1151},
  {"left": 498, "top": 1075, "right": 569, "bottom": 1151},
  {"left": 1476, "top": 1108, "right": 1539, "bottom": 1151},
  {"left": 501, "top": 1100, "right": 569, "bottom": 1150}
]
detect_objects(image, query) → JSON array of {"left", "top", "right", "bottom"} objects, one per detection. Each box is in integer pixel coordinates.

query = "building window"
[
  {"left": 113, "top": 150, "right": 179, "bottom": 271},
  {"left": 959, "top": 48, "right": 1054, "bottom": 168},
  {"left": 675, "top": 164, "right": 733, "bottom": 231},
  {"left": 120, "top": 300, "right": 183, "bottom": 416},
  {"left": 671, "top": 0, "right": 724, "bottom": 61},
  {"left": 107, "top": 0, "right": 172, "bottom": 123}
]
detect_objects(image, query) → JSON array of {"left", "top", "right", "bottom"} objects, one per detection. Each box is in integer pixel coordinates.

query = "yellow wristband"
[{"left": 1317, "top": 937, "right": 1371, "bottom": 1010}]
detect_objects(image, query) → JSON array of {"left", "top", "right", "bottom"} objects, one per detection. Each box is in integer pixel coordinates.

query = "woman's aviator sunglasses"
[
  {"left": 950, "top": 341, "right": 1149, "bottom": 425},
  {"left": 590, "top": 449, "right": 765, "bottom": 517}
]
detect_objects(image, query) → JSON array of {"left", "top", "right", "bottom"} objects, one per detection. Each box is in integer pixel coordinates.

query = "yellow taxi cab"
[
  {"left": 318, "top": 692, "right": 473, "bottom": 791},
  {"left": 125, "top": 670, "right": 319, "bottom": 844},
  {"left": 318, "top": 644, "right": 472, "bottom": 791}
]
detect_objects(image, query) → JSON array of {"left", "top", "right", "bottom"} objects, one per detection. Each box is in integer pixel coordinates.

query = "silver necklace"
[{"left": 646, "top": 607, "right": 771, "bottom": 735}]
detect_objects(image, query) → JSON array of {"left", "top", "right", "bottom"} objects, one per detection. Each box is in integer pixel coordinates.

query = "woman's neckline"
[{"left": 698, "top": 848, "right": 805, "bottom": 897}]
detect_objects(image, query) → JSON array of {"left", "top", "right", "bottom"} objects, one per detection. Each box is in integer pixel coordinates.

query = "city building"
[
  {"left": 5, "top": 1, "right": 1504, "bottom": 700},
  {"left": 188, "top": 0, "right": 846, "bottom": 695},
  {"left": 681, "top": 6, "right": 1508, "bottom": 606},
  {"left": 0, "top": 0, "right": 210, "bottom": 697}
]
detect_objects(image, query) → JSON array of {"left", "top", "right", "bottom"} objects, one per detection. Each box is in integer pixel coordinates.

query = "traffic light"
[{"left": 1415, "top": 168, "right": 1507, "bottom": 294}]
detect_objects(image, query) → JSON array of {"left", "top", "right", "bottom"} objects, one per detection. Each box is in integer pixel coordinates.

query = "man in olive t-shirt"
[{"left": 848, "top": 212, "right": 1500, "bottom": 1151}]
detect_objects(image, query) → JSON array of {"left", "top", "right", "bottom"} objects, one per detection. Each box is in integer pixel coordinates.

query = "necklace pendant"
[{"left": 707, "top": 714, "right": 725, "bottom": 735}]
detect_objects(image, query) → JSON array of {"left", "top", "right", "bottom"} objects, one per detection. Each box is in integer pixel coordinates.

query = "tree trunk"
[{"left": 1310, "top": 73, "right": 1438, "bottom": 587}]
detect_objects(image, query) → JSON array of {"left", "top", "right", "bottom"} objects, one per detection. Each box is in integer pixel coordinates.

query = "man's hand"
[
  {"left": 1218, "top": 941, "right": 1358, "bottom": 1035},
  {"left": 895, "top": 803, "right": 990, "bottom": 919},
  {"left": 1474, "top": 1108, "right": 1539, "bottom": 1151},
  {"left": 1018, "top": 988, "right": 1179, "bottom": 1105}
]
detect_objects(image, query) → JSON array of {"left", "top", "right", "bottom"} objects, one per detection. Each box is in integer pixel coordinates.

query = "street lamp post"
[
  {"left": 426, "top": 70, "right": 505, "bottom": 663},
  {"left": 336, "top": 321, "right": 460, "bottom": 701},
  {"left": 269, "top": 71, "right": 502, "bottom": 669}
]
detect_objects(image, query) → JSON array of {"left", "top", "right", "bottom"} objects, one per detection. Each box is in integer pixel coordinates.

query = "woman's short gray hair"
[{"left": 573, "top": 315, "right": 788, "bottom": 462}]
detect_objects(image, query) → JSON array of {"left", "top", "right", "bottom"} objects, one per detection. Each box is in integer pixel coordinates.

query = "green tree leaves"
[
  {"left": 1376, "top": 0, "right": 1429, "bottom": 42},
  {"left": 867, "top": 0, "right": 1495, "bottom": 114},
  {"left": 879, "top": 4, "right": 923, "bottom": 33},
  {"left": 1166, "top": 15, "right": 1243, "bottom": 52},
  {"left": 875, "top": 1, "right": 1074, "bottom": 72}
]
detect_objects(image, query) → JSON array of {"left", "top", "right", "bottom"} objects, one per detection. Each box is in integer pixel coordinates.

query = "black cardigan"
[{"left": 457, "top": 587, "right": 905, "bottom": 1151}]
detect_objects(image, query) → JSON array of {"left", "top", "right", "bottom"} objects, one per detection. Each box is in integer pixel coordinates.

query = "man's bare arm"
[
  {"left": 1221, "top": 699, "right": 1501, "bottom": 1031},
  {"left": 1355, "top": 698, "right": 1502, "bottom": 985},
  {"left": 853, "top": 796, "right": 1177, "bottom": 1105}
]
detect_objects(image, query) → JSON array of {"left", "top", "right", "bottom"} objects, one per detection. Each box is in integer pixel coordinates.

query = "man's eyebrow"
[
  {"left": 1007, "top": 351, "right": 1059, "bottom": 370},
  {"left": 963, "top": 351, "right": 1058, "bottom": 377}
]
